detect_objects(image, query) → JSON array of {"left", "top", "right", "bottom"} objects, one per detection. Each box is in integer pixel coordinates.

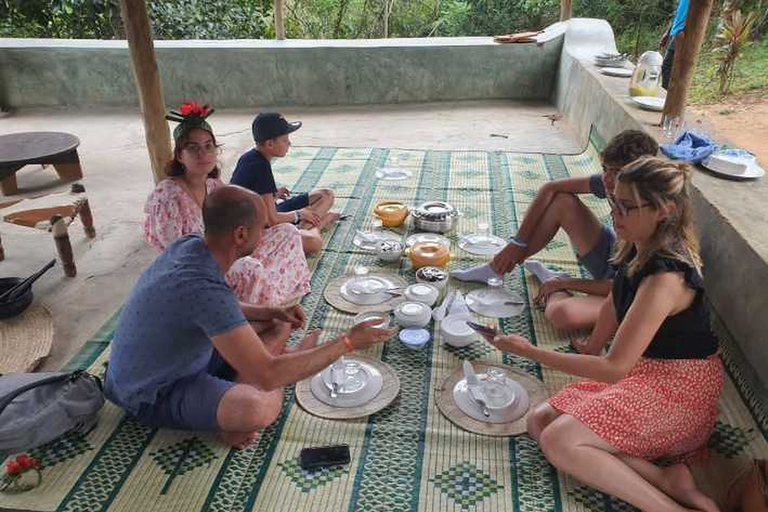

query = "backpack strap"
[{"left": 0, "top": 371, "right": 86, "bottom": 419}]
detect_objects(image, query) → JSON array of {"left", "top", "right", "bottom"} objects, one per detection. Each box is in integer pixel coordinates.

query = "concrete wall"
[
  {"left": 0, "top": 37, "right": 563, "bottom": 108},
  {"left": 554, "top": 19, "right": 768, "bottom": 390}
]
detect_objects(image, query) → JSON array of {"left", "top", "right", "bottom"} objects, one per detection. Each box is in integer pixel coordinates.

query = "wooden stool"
[
  {"left": 0, "top": 183, "right": 96, "bottom": 276},
  {"left": 0, "top": 132, "right": 83, "bottom": 196}
]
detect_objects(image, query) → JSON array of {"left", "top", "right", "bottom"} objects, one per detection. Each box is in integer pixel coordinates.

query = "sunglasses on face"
[
  {"left": 183, "top": 142, "right": 222, "bottom": 155},
  {"left": 607, "top": 194, "right": 652, "bottom": 217}
]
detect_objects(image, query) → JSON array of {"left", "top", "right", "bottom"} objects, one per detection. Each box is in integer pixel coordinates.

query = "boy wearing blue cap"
[{"left": 231, "top": 113, "right": 338, "bottom": 254}]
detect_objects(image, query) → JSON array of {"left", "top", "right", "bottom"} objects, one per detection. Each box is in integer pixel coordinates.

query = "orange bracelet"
[{"left": 342, "top": 335, "right": 355, "bottom": 353}]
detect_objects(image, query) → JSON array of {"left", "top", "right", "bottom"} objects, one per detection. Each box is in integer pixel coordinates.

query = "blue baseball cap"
[{"left": 252, "top": 112, "right": 302, "bottom": 142}]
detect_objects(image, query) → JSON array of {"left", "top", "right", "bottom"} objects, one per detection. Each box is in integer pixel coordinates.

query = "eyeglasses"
[
  {"left": 183, "top": 142, "right": 222, "bottom": 156},
  {"left": 607, "top": 194, "right": 652, "bottom": 217}
]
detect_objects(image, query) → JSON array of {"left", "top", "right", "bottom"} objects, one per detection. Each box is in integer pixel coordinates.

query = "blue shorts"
[
  {"left": 276, "top": 192, "right": 310, "bottom": 213},
  {"left": 578, "top": 225, "right": 617, "bottom": 279},
  {"left": 134, "top": 351, "right": 236, "bottom": 432}
]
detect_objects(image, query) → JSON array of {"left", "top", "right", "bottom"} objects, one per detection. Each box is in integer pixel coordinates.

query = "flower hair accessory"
[
  {"left": 1, "top": 454, "right": 43, "bottom": 493},
  {"left": 166, "top": 102, "right": 215, "bottom": 143}
]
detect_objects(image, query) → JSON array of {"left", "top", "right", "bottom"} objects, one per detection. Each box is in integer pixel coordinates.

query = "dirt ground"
[{"left": 691, "top": 92, "right": 768, "bottom": 165}]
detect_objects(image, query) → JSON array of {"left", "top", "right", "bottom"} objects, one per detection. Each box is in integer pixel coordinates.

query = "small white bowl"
[
  {"left": 394, "top": 301, "right": 432, "bottom": 328},
  {"left": 440, "top": 315, "right": 476, "bottom": 347},
  {"left": 404, "top": 283, "right": 439, "bottom": 307},
  {"left": 415, "top": 266, "right": 448, "bottom": 290},
  {"left": 376, "top": 240, "right": 404, "bottom": 262}
]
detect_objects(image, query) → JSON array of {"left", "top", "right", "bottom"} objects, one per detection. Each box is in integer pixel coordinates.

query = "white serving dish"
[
  {"left": 630, "top": 95, "right": 664, "bottom": 112},
  {"left": 600, "top": 67, "right": 633, "bottom": 78},
  {"left": 393, "top": 301, "right": 432, "bottom": 328},
  {"left": 353, "top": 230, "right": 402, "bottom": 252},
  {"left": 405, "top": 232, "right": 451, "bottom": 248},
  {"left": 340, "top": 275, "right": 399, "bottom": 305},
  {"left": 452, "top": 374, "right": 530, "bottom": 424},
  {"left": 404, "top": 283, "right": 439, "bottom": 307},
  {"left": 440, "top": 315, "right": 476, "bottom": 347},
  {"left": 702, "top": 151, "right": 764, "bottom": 179},
  {"left": 457, "top": 234, "right": 507, "bottom": 255}
]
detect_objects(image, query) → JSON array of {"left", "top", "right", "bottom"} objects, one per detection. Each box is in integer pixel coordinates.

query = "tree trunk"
[
  {"left": 383, "top": 0, "right": 394, "bottom": 38},
  {"left": 119, "top": 0, "right": 172, "bottom": 184},
  {"left": 334, "top": 0, "right": 349, "bottom": 38},
  {"left": 560, "top": 0, "right": 573, "bottom": 21},
  {"left": 662, "top": 0, "right": 715, "bottom": 120},
  {"left": 274, "top": 0, "right": 285, "bottom": 40}
]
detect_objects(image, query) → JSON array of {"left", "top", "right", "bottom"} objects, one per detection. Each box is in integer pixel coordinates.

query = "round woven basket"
[
  {"left": 0, "top": 302, "right": 53, "bottom": 373},
  {"left": 323, "top": 273, "right": 408, "bottom": 314},
  {"left": 436, "top": 360, "right": 548, "bottom": 437},
  {"left": 295, "top": 354, "right": 400, "bottom": 420}
]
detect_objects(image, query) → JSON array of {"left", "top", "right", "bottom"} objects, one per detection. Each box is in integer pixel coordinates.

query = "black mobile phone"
[
  {"left": 338, "top": 214, "right": 352, "bottom": 221},
  {"left": 466, "top": 321, "right": 498, "bottom": 342},
  {"left": 299, "top": 444, "right": 351, "bottom": 470}
]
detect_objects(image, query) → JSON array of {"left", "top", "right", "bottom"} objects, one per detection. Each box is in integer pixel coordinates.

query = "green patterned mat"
[{"left": 4, "top": 137, "right": 768, "bottom": 512}]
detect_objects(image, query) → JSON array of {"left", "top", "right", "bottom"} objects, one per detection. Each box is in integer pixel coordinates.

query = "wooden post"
[
  {"left": 560, "top": 0, "right": 573, "bottom": 21},
  {"left": 51, "top": 214, "right": 77, "bottom": 277},
  {"left": 120, "top": 0, "right": 172, "bottom": 184},
  {"left": 274, "top": 0, "right": 285, "bottom": 40},
  {"left": 662, "top": 0, "right": 714, "bottom": 120}
]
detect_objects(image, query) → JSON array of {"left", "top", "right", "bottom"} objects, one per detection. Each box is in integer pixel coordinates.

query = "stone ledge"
[{"left": 555, "top": 18, "right": 768, "bottom": 388}]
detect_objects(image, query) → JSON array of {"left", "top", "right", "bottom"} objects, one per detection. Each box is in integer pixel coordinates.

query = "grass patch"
[{"left": 690, "top": 35, "right": 768, "bottom": 104}]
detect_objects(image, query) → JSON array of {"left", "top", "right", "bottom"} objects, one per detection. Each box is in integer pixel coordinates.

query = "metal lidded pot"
[{"left": 411, "top": 201, "right": 459, "bottom": 233}]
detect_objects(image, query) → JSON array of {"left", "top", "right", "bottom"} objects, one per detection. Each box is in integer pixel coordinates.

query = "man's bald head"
[{"left": 203, "top": 185, "right": 264, "bottom": 237}]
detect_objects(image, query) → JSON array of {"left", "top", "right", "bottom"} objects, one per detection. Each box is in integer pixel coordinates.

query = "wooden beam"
[
  {"left": 560, "top": 0, "right": 573, "bottom": 21},
  {"left": 662, "top": 0, "right": 714, "bottom": 120},
  {"left": 120, "top": 0, "right": 172, "bottom": 183},
  {"left": 274, "top": 0, "right": 285, "bottom": 40}
]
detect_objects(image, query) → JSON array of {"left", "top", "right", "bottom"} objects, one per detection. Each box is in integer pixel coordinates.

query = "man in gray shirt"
[{"left": 106, "top": 185, "right": 393, "bottom": 448}]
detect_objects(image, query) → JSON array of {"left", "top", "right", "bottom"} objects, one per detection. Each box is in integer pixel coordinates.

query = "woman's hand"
[
  {"left": 489, "top": 333, "right": 533, "bottom": 357},
  {"left": 347, "top": 319, "right": 397, "bottom": 350},
  {"left": 534, "top": 278, "right": 571, "bottom": 305}
]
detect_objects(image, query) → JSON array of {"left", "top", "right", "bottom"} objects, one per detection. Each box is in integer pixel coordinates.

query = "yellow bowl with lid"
[
  {"left": 407, "top": 242, "right": 451, "bottom": 269},
  {"left": 374, "top": 200, "right": 409, "bottom": 227}
]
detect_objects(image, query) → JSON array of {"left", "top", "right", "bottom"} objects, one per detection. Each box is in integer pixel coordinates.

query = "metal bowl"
[
  {"left": 0, "top": 277, "right": 34, "bottom": 319},
  {"left": 412, "top": 201, "right": 458, "bottom": 233}
]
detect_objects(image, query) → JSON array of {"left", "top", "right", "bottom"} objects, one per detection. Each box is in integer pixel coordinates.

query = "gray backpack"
[{"left": 0, "top": 371, "right": 104, "bottom": 456}]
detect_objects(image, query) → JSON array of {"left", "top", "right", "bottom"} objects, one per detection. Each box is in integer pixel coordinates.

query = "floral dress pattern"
[{"left": 143, "top": 178, "right": 311, "bottom": 306}]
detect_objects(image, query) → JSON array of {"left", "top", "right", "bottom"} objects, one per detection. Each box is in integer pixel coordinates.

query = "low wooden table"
[{"left": 0, "top": 132, "right": 83, "bottom": 196}]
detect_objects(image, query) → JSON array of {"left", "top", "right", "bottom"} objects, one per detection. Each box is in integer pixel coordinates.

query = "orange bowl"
[
  {"left": 408, "top": 242, "right": 451, "bottom": 268},
  {"left": 374, "top": 201, "right": 409, "bottom": 227}
]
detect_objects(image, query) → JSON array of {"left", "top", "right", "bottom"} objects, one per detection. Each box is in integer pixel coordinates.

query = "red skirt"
[{"left": 548, "top": 355, "right": 723, "bottom": 460}]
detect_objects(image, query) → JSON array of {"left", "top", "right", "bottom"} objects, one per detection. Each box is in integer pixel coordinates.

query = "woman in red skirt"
[{"left": 491, "top": 156, "right": 723, "bottom": 512}]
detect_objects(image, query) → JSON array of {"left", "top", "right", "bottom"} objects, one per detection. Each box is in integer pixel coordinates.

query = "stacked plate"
[
  {"left": 594, "top": 52, "right": 629, "bottom": 68},
  {"left": 458, "top": 233, "right": 507, "bottom": 255},
  {"left": 630, "top": 96, "right": 664, "bottom": 112},
  {"left": 453, "top": 363, "right": 530, "bottom": 423},
  {"left": 310, "top": 358, "right": 384, "bottom": 408},
  {"left": 340, "top": 275, "right": 401, "bottom": 305}
]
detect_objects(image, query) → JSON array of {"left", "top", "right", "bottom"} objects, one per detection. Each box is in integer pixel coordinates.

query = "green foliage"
[
  {"left": 690, "top": 34, "right": 768, "bottom": 103},
  {"left": 714, "top": 9, "right": 757, "bottom": 94},
  {"left": 0, "top": 0, "right": 121, "bottom": 38},
  {"left": 147, "top": 0, "right": 272, "bottom": 39}
]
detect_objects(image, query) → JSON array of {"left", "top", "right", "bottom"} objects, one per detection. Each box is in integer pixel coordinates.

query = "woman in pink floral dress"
[{"left": 144, "top": 104, "right": 311, "bottom": 307}]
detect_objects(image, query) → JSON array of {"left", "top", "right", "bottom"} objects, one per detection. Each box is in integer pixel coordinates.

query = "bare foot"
[
  {"left": 662, "top": 464, "right": 720, "bottom": 512},
  {"left": 285, "top": 329, "right": 321, "bottom": 353},
  {"left": 220, "top": 430, "right": 260, "bottom": 449},
  {"left": 317, "top": 212, "right": 341, "bottom": 230}
]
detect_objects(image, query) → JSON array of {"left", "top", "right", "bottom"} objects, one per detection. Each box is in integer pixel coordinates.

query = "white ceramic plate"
[
  {"left": 701, "top": 156, "right": 765, "bottom": 179},
  {"left": 353, "top": 230, "right": 402, "bottom": 251},
  {"left": 600, "top": 67, "right": 633, "bottom": 78},
  {"left": 310, "top": 360, "right": 384, "bottom": 408},
  {"left": 452, "top": 376, "right": 530, "bottom": 424},
  {"left": 340, "top": 276, "right": 400, "bottom": 305},
  {"left": 630, "top": 96, "right": 664, "bottom": 112},
  {"left": 466, "top": 288, "right": 525, "bottom": 318},
  {"left": 457, "top": 234, "right": 507, "bottom": 255},
  {"left": 405, "top": 232, "right": 451, "bottom": 248},
  {"left": 375, "top": 167, "right": 413, "bottom": 181}
]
